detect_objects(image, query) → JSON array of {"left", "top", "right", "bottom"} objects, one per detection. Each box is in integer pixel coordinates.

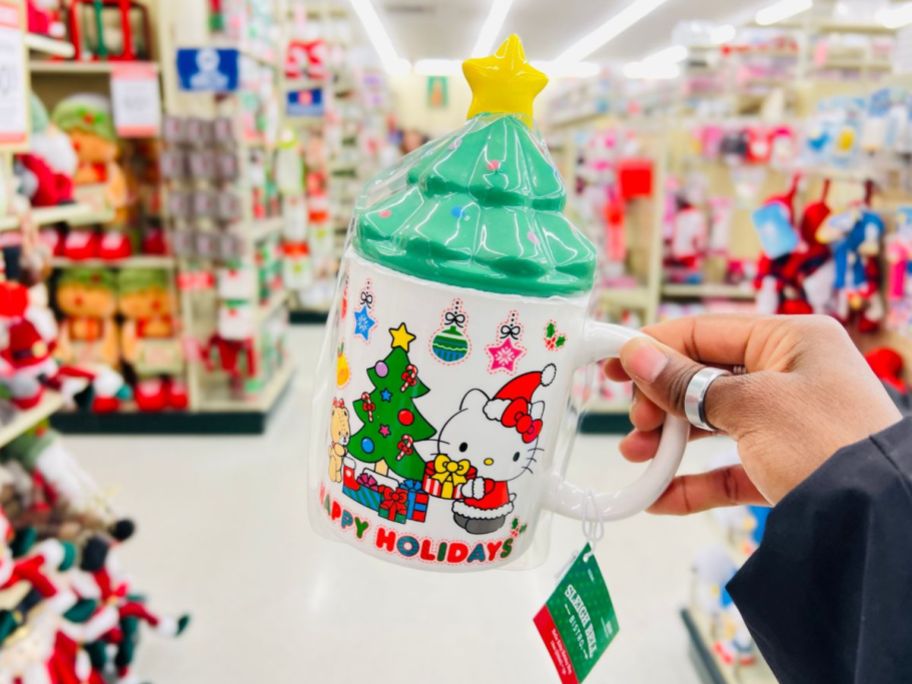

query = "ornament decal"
[
  {"left": 485, "top": 310, "right": 526, "bottom": 374},
  {"left": 430, "top": 299, "right": 471, "bottom": 364},
  {"left": 336, "top": 345, "right": 350, "bottom": 388},
  {"left": 544, "top": 321, "right": 567, "bottom": 351},
  {"left": 353, "top": 280, "right": 377, "bottom": 342}
]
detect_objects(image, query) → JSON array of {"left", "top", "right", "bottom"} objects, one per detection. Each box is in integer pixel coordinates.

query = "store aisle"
[{"left": 71, "top": 325, "right": 725, "bottom": 684}]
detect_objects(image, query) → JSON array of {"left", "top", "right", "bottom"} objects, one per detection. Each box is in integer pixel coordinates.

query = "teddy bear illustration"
[
  {"left": 438, "top": 364, "right": 555, "bottom": 535},
  {"left": 329, "top": 398, "right": 351, "bottom": 483}
]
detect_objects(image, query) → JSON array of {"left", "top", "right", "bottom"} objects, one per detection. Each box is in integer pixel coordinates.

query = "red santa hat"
[
  {"left": 483, "top": 364, "right": 556, "bottom": 442},
  {"left": 1, "top": 317, "right": 53, "bottom": 369}
]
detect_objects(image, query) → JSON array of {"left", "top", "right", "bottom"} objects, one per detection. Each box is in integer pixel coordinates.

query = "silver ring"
[{"left": 684, "top": 367, "right": 731, "bottom": 432}]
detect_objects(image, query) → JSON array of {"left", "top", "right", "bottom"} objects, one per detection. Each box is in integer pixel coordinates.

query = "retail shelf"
[
  {"left": 29, "top": 60, "right": 160, "bottom": 74},
  {"left": 599, "top": 286, "right": 653, "bottom": 309},
  {"left": 199, "top": 361, "right": 295, "bottom": 413},
  {"left": 258, "top": 290, "right": 288, "bottom": 323},
  {"left": 289, "top": 308, "right": 329, "bottom": 324},
  {"left": 813, "top": 59, "right": 893, "bottom": 72},
  {"left": 681, "top": 608, "right": 776, "bottom": 684},
  {"left": 662, "top": 284, "right": 756, "bottom": 301},
  {"left": 757, "top": 21, "right": 896, "bottom": 35},
  {"left": 24, "top": 33, "right": 75, "bottom": 58},
  {"left": 51, "top": 256, "right": 176, "bottom": 269},
  {"left": 0, "top": 204, "right": 115, "bottom": 231},
  {"left": 0, "top": 392, "right": 64, "bottom": 449},
  {"left": 585, "top": 399, "right": 631, "bottom": 415}
]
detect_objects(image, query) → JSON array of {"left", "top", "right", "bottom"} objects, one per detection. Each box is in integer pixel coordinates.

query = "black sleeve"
[{"left": 727, "top": 418, "right": 912, "bottom": 684}]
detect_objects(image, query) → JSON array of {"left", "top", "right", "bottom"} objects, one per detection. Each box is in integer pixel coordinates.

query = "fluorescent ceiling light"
[
  {"left": 471, "top": 0, "right": 514, "bottom": 57},
  {"left": 878, "top": 2, "right": 912, "bottom": 28},
  {"left": 347, "top": 0, "right": 410, "bottom": 74},
  {"left": 643, "top": 45, "right": 688, "bottom": 64},
  {"left": 414, "top": 57, "right": 598, "bottom": 79},
  {"left": 535, "top": 60, "right": 600, "bottom": 78},
  {"left": 754, "top": 0, "right": 813, "bottom": 26},
  {"left": 556, "top": 0, "right": 671, "bottom": 63}
]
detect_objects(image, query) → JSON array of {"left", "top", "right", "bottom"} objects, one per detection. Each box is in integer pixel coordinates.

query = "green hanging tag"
[{"left": 534, "top": 544, "right": 619, "bottom": 683}]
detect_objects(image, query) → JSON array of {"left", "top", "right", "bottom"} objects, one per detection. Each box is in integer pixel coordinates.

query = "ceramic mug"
[{"left": 311, "top": 251, "right": 689, "bottom": 571}]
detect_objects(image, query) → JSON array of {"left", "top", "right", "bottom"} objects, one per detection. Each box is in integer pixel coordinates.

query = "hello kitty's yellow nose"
[{"left": 483, "top": 458, "right": 494, "bottom": 466}]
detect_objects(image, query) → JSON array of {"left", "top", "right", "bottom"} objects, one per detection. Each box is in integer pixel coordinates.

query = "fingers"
[
  {"left": 647, "top": 465, "right": 769, "bottom": 515},
  {"left": 641, "top": 314, "right": 765, "bottom": 367}
]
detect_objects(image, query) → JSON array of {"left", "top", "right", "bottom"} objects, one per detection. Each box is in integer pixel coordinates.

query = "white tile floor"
[{"left": 68, "top": 326, "right": 734, "bottom": 684}]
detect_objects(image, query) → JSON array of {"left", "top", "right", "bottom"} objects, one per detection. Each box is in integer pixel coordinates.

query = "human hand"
[{"left": 606, "top": 315, "right": 902, "bottom": 514}]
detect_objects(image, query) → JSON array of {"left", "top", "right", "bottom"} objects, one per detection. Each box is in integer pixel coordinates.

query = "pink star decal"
[
  {"left": 486, "top": 338, "right": 526, "bottom": 374},
  {"left": 379, "top": 424, "right": 391, "bottom": 437}
]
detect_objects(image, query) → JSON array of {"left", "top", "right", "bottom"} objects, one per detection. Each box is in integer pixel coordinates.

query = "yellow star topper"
[
  {"left": 389, "top": 323, "right": 416, "bottom": 352},
  {"left": 462, "top": 34, "right": 548, "bottom": 128}
]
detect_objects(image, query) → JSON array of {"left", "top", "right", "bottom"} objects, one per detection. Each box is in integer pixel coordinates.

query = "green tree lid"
[{"left": 351, "top": 36, "right": 596, "bottom": 298}]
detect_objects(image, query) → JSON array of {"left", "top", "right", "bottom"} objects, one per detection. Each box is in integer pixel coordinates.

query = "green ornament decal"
[{"left": 352, "top": 114, "right": 596, "bottom": 298}]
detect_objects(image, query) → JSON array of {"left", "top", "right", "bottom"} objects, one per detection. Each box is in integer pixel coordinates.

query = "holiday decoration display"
[
  {"left": 118, "top": 269, "right": 186, "bottom": 411},
  {"left": 66, "top": 0, "right": 153, "bottom": 61},
  {"left": 55, "top": 268, "right": 120, "bottom": 368},
  {"left": 52, "top": 95, "right": 132, "bottom": 259},
  {"left": 430, "top": 299, "right": 470, "bottom": 364},
  {"left": 16, "top": 94, "right": 77, "bottom": 209},
  {"left": 347, "top": 326, "right": 436, "bottom": 481},
  {"left": 311, "top": 35, "right": 689, "bottom": 571}
]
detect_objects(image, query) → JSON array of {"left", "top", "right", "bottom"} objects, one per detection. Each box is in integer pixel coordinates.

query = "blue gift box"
[
  {"left": 400, "top": 480, "right": 430, "bottom": 522},
  {"left": 342, "top": 485, "right": 382, "bottom": 512}
]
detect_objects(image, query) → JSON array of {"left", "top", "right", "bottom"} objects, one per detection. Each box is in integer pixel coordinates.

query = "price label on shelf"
[
  {"left": 0, "top": 1, "right": 29, "bottom": 150},
  {"left": 110, "top": 63, "right": 162, "bottom": 138}
]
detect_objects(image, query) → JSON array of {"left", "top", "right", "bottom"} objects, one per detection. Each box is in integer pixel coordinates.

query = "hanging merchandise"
[
  {"left": 309, "top": 35, "right": 689, "bottom": 573},
  {"left": 816, "top": 181, "right": 885, "bottom": 331},
  {"left": 66, "top": 0, "right": 153, "bottom": 61},
  {"left": 665, "top": 196, "right": 708, "bottom": 284}
]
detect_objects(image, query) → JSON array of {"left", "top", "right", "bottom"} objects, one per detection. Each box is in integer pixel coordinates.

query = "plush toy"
[
  {"left": 52, "top": 95, "right": 132, "bottom": 260},
  {"left": 816, "top": 184, "right": 885, "bottom": 329},
  {"left": 66, "top": 0, "right": 153, "bottom": 62},
  {"left": 55, "top": 268, "right": 120, "bottom": 368},
  {"left": 17, "top": 94, "right": 77, "bottom": 209},
  {"left": 27, "top": 0, "right": 65, "bottom": 37},
  {"left": 117, "top": 269, "right": 186, "bottom": 411},
  {"left": 887, "top": 207, "right": 912, "bottom": 302}
]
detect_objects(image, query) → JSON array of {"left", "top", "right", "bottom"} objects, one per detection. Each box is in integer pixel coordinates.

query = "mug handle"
[{"left": 545, "top": 321, "right": 689, "bottom": 521}]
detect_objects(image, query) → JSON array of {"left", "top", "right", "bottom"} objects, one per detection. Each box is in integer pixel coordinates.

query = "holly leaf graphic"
[
  {"left": 546, "top": 322, "right": 556, "bottom": 338},
  {"left": 556, "top": 335, "right": 566, "bottom": 348}
]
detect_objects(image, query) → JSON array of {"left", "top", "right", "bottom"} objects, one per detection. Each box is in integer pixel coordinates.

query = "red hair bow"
[{"left": 501, "top": 398, "right": 542, "bottom": 444}]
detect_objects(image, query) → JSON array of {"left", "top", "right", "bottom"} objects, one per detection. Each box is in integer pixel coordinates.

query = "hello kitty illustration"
[{"left": 437, "top": 364, "right": 555, "bottom": 535}]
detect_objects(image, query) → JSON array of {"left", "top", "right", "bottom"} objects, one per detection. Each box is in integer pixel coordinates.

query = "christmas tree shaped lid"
[{"left": 352, "top": 35, "right": 596, "bottom": 298}]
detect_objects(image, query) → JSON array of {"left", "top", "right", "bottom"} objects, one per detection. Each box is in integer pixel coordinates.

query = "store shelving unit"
[
  {"left": 0, "top": 392, "right": 64, "bottom": 447},
  {"left": 681, "top": 608, "right": 776, "bottom": 684},
  {"left": 51, "top": 256, "right": 176, "bottom": 268},
  {"left": 0, "top": 203, "right": 114, "bottom": 230}
]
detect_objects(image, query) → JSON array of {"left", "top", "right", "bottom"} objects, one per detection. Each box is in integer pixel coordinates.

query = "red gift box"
[{"left": 378, "top": 486, "right": 408, "bottom": 524}]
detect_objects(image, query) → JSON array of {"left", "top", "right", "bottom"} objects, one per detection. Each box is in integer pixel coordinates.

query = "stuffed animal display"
[
  {"left": 0, "top": 426, "right": 189, "bottom": 684},
  {"left": 55, "top": 269, "right": 120, "bottom": 369},
  {"left": 16, "top": 94, "right": 77, "bottom": 209}
]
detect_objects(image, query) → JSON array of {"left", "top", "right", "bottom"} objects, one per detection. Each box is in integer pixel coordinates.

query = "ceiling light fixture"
[
  {"left": 877, "top": 2, "right": 912, "bottom": 29},
  {"left": 414, "top": 58, "right": 598, "bottom": 79},
  {"left": 471, "top": 0, "right": 514, "bottom": 57},
  {"left": 347, "top": 0, "right": 410, "bottom": 74},
  {"left": 555, "top": 0, "right": 671, "bottom": 64},
  {"left": 710, "top": 24, "right": 737, "bottom": 44},
  {"left": 754, "top": 0, "right": 813, "bottom": 26}
]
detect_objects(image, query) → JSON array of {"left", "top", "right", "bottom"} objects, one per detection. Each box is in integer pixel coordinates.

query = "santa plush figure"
[{"left": 448, "top": 365, "right": 555, "bottom": 535}]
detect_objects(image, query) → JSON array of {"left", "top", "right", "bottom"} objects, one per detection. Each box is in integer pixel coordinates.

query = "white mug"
[{"left": 309, "top": 251, "right": 689, "bottom": 571}]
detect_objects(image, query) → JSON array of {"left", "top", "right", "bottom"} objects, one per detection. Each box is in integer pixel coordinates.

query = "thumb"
[{"left": 619, "top": 336, "right": 744, "bottom": 434}]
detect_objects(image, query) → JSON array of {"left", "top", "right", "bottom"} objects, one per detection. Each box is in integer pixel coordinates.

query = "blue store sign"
[
  {"left": 176, "top": 48, "right": 240, "bottom": 92},
  {"left": 286, "top": 88, "right": 325, "bottom": 117}
]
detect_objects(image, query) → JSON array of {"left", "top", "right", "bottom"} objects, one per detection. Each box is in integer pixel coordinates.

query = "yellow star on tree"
[
  {"left": 462, "top": 34, "right": 548, "bottom": 128},
  {"left": 389, "top": 323, "right": 416, "bottom": 352}
]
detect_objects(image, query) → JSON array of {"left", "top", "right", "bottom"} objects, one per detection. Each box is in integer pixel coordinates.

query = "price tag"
[
  {"left": 0, "top": 1, "right": 28, "bottom": 150},
  {"left": 534, "top": 545, "right": 619, "bottom": 683},
  {"left": 111, "top": 63, "right": 162, "bottom": 138}
]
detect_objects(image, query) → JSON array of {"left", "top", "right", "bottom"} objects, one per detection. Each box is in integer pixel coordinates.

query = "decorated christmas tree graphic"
[{"left": 348, "top": 323, "right": 436, "bottom": 481}]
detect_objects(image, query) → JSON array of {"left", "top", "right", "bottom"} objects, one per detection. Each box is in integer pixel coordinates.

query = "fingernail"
[{"left": 622, "top": 340, "right": 668, "bottom": 383}]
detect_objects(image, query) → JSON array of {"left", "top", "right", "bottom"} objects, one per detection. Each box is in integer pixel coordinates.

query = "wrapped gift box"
[
  {"left": 399, "top": 480, "right": 430, "bottom": 522},
  {"left": 423, "top": 458, "right": 477, "bottom": 500},
  {"left": 378, "top": 486, "right": 408, "bottom": 524}
]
